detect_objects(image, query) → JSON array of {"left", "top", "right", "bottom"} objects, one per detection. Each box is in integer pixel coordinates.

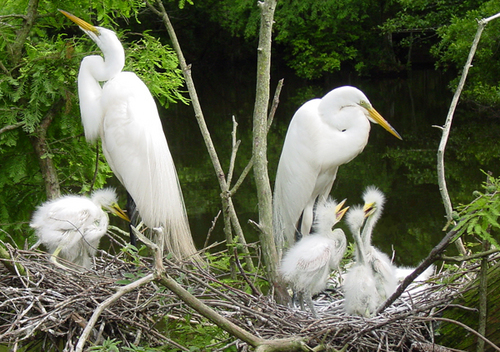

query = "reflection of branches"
[{"left": 436, "top": 12, "right": 500, "bottom": 255}]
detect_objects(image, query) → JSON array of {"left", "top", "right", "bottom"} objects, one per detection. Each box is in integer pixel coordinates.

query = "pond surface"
[{"left": 161, "top": 66, "right": 500, "bottom": 267}]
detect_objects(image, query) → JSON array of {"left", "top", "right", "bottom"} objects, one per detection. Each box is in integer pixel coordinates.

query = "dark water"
[{"left": 160, "top": 67, "right": 500, "bottom": 267}]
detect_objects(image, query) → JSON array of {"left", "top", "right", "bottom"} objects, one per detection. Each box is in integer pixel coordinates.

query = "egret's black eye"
[{"left": 341, "top": 129, "right": 346, "bottom": 132}]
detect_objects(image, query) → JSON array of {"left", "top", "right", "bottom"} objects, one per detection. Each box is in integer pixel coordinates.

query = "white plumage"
[
  {"left": 279, "top": 198, "right": 347, "bottom": 317},
  {"left": 344, "top": 187, "right": 434, "bottom": 316},
  {"left": 361, "top": 187, "right": 398, "bottom": 302},
  {"left": 30, "top": 188, "right": 126, "bottom": 270},
  {"left": 60, "top": 10, "right": 197, "bottom": 261},
  {"left": 273, "top": 86, "right": 401, "bottom": 252},
  {"left": 343, "top": 206, "right": 380, "bottom": 317}
]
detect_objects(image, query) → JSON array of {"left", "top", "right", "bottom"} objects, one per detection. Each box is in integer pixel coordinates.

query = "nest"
[{"left": 0, "top": 236, "right": 476, "bottom": 352}]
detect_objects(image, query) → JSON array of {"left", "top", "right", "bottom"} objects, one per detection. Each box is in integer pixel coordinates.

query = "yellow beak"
[
  {"left": 59, "top": 9, "right": 100, "bottom": 35},
  {"left": 110, "top": 203, "right": 131, "bottom": 222},
  {"left": 367, "top": 106, "right": 402, "bottom": 140},
  {"left": 363, "top": 202, "right": 376, "bottom": 218},
  {"left": 335, "top": 199, "right": 350, "bottom": 221},
  {"left": 366, "top": 107, "right": 403, "bottom": 140}
]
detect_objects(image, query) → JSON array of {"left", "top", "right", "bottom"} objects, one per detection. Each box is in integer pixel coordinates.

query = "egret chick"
[
  {"left": 279, "top": 198, "right": 348, "bottom": 317},
  {"left": 273, "top": 86, "right": 402, "bottom": 252},
  {"left": 362, "top": 186, "right": 398, "bottom": 302},
  {"left": 343, "top": 206, "right": 379, "bottom": 317},
  {"left": 30, "top": 188, "right": 129, "bottom": 270}
]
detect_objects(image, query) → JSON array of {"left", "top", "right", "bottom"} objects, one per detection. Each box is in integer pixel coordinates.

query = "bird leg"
[
  {"left": 49, "top": 246, "right": 79, "bottom": 272},
  {"left": 293, "top": 291, "right": 304, "bottom": 310},
  {"left": 304, "top": 292, "right": 319, "bottom": 318}
]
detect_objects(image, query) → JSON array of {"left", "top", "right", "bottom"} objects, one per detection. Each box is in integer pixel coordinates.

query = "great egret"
[
  {"left": 273, "top": 86, "right": 402, "bottom": 252},
  {"left": 361, "top": 186, "right": 398, "bottom": 302},
  {"left": 30, "top": 188, "right": 129, "bottom": 270},
  {"left": 59, "top": 10, "right": 198, "bottom": 261},
  {"left": 343, "top": 206, "right": 379, "bottom": 317},
  {"left": 279, "top": 198, "right": 348, "bottom": 317}
]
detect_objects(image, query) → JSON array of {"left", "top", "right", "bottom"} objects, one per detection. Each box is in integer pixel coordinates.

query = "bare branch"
[
  {"left": 0, "top": 121, "right": 25, "bottom": 135},
  {"left": 436, "top": 12, "right": 500, "bottom": 255}
]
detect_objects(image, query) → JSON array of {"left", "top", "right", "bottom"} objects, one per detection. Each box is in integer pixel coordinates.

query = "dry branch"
[{"left": 436, "top": 11, "right": 500, "bottom": 255}]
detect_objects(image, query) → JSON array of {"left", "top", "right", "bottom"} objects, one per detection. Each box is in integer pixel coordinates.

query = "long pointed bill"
[
  {"left": 335, "top": 199, "right": 349, "bottom": 221},
  {"left": 110, "top": 203, "right": 131, "bottom": 222},
  {"left": 59, "top": 9, "right": 100, "bottom": 35},
  {"left": 367, "top": 107, "right": 402, "bottom": 140},
  {"left": 363, "top": 202, "right": 376, "bottom": 218}
]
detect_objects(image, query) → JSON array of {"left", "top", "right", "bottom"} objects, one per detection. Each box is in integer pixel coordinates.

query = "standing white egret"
[
  {"left": 273, "top": 86, "right": 402, "bottom": 252},
  {"left": 30, "top": 188, "right": 129, "bottom": 270},
  {"left": 343, "top": 206, "right": 379, "bottom": 317},
  {"left": 279, "top": 198, "right": 348, "bottom": 317},
  {"left": 59, "top": 10, "right": 197, "bottom": 261},
  {"left": 361, "top": 186, "right": 398, "bottom": 301}
]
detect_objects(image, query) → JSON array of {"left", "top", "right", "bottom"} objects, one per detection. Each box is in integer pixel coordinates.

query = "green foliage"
[
  {"left": 453, "top": 172, "right": 500, "bottom": 249},
  {"left": 125, "top": 32, "right": 189, "bottom": 107},
  {"left": 195, "top": 0, "right": 400, "bottom": 79},
  {"left": 432, "top": 0, "right": 500, "bottom": 108},
  {"left": 382, "top": 0, "right": 500, "bottom": 108}
]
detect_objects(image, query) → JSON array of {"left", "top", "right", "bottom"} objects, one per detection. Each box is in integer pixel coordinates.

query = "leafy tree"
[
  {"left": 0, "top": 0, "right": 186, "bottom": 243},
  {"left": 194, "top": 0, "right": 402, "bottom": 79},
  {"left": 382, "top": 0, "right": 500, "bottom": 110}
]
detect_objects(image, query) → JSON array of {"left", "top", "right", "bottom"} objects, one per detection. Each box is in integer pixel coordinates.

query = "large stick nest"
[{"left": 0, "top": 236, "right": 475, "bottom": 352}]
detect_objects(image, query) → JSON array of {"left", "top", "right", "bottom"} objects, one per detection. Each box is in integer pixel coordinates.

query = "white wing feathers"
[{"left": 100, "top": 72, "right": 193, "bottom": 259}]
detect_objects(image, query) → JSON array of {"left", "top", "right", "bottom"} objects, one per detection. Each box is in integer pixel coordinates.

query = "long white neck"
[
  {"left": 77, "top": 27, "right": 125, "bottom": 142},
  {"left": 361, "top": 213, "right": 378, "bottom": 251}
]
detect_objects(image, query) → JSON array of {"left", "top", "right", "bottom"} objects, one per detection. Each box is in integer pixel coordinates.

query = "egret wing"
[
  {"left": 100, "top": 72, "right": 194, "bottom": 258},
  {"left": 273, "top": 99, "right": 332, "bottom": 248}
]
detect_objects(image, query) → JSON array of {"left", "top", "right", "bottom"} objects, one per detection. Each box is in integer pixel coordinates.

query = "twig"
[
  {"left": 377, "top": 226, "right": 459, "bottom": 314},
  {"left": 203, "top": 210, "right": 222, "bottom": 248},
  {"left": 411, "top": 316, "right": 500, "bottom": 352},
  {"left": 233, "top": 247, "right": 261, "bottom": 296},
  {"left": 75, "top": 273, "right": 155, "bottom": 352},
  {"left": 229, "top": 79, "right": 284, "bottom": 196},
  {"left": 440, "top": 248, "right": 500, "bottom": 262},
  {"left": 227, "top": 116, "right": 241, "bottom": 186}
]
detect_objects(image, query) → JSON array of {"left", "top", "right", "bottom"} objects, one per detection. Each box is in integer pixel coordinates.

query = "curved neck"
[
  {"left": 90, "top": 45, "right": 125, "bottom": 82},
  {"left": 353, "top": 229, "right": 366, "bottom": 264},
  {"left": 361, "top": 214, "right": 377, "bottom": 251}
]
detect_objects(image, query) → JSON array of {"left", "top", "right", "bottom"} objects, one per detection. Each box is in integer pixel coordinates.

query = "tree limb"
[
  {"left": 0, "top": 121, "right": 25, "bottom": 135},
  {"left": 436, "top": 12, "right": 500, "bottom": 255},
  {"left": 376, "top": 226, "right": 460, "bottom": 314}
]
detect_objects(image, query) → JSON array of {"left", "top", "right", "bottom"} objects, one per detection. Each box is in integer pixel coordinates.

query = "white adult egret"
[
  {"left": 279, "top": 198, "right": 348, "bottom": 317},
  {"left": 59, "top": 10, "right": 197, "bottom": 261},
  {"left": 30, "top": 188, "right": 129, "bottom": 270},
  {"left": 343, "top": 206, "right": 379, "bottom": 317},
  {"left": 361, "top": 186, "right": 398, "bottom": 301},
  {"left": 273, "top": 86, "right": 402, "bottom": 252}
]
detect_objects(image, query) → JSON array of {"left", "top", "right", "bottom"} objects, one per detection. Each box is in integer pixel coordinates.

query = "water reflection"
[{"left": 164, "top": 68, "right": 500, "bottom": 266}]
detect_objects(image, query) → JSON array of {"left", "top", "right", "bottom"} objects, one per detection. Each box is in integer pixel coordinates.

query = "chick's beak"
[
  {"left": 367, "top": 107, "right": 402, "bottom": 140},
  {"left": 59, "top": 9, "right": 100, "bottom": 35},
  {"left": 110, "top": 203, "right": 130, "bottom": 222},
  {"left": 363, "top": 202, "right": 376, "bottom": 218},
  {"left": 335, "top": 199, "right": 349, "bottom": 221}
]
